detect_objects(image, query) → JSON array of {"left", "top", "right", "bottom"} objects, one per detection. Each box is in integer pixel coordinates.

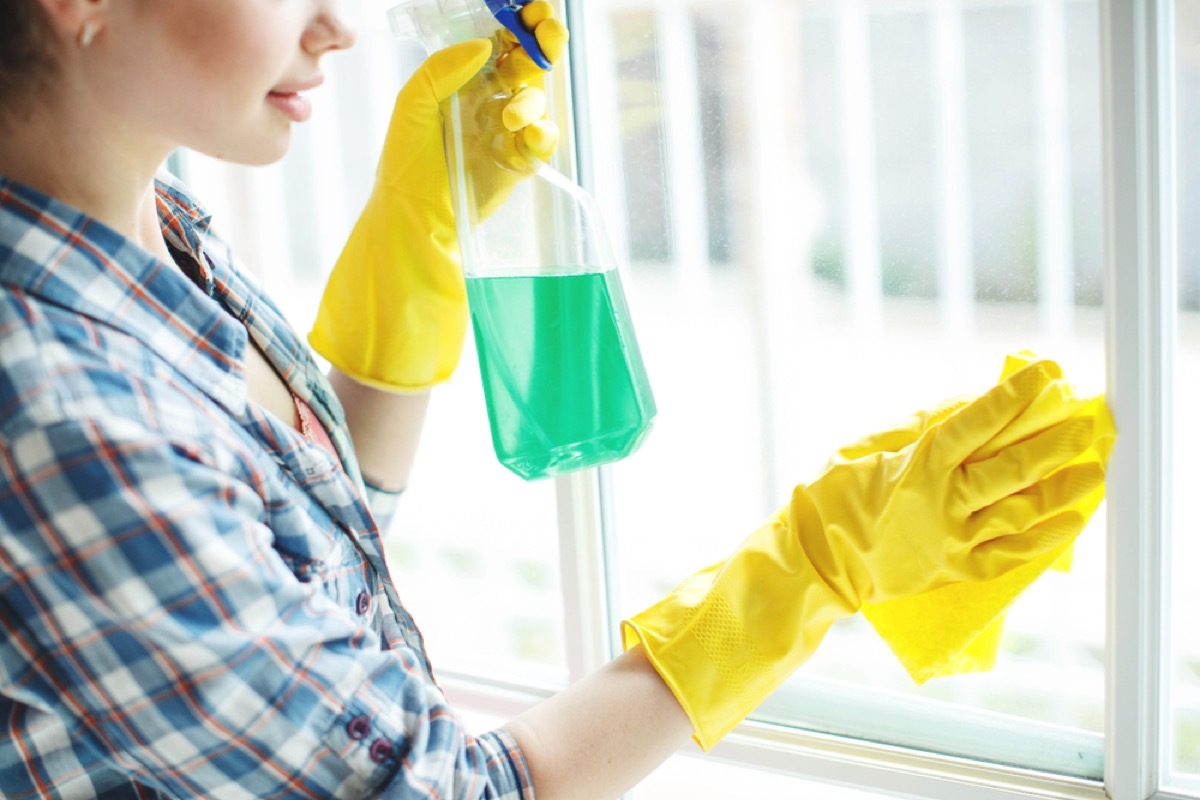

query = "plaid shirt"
[{"left": 0, "top": 174, "right": 534, "bottom": 799}]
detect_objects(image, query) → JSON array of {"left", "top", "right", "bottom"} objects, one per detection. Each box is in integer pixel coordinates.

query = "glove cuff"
[
  {"left": 308, "top": 184, "right": 467, "bottom": 393},
  {"left": 622, "top": 511, "right": 855, "bottom": 750}
]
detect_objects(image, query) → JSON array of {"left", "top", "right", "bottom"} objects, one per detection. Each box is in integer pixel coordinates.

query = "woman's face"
[{"left": 87, "top": 0, "right": 355, "bottom": 165}]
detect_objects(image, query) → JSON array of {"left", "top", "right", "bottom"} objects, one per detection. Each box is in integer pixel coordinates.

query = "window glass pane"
[
  {"left": 590, "top": 0, "right": 1107, "bottom": 773},
  {"left": 1173, "top": 0, "right": 1200, "bottom": 782}
]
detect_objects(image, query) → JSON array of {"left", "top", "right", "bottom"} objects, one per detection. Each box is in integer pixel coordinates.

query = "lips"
[
  {"left": 267, "top": 91, "right": 313, "bottom": 123},
  {"left": 267, "top": 74, "right": 323, "bottom": 123}
]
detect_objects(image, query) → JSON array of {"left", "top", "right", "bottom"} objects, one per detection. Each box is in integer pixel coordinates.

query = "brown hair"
[{"left": 0, "top": 0, "right": 59, "bottom": 118}]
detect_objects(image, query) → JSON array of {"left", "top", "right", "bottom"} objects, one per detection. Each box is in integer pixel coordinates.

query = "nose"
[{"left": 303, "top": 3, "right": 357, "bottom": 55}]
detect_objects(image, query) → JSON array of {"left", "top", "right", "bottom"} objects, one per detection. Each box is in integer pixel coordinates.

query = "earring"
[{"left": 77, "top": 20, "right": 99, "bottom": 48}]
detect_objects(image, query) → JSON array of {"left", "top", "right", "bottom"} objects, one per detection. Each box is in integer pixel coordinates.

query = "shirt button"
[
  {"left": 346, "top": 715, "right": 371, "bottom": 741},
  {"left": 369, "top": 738, "right": 394, "bottom": 764},
  {"left": 355, "top": 590, "right": 371, "bottom": 616}
]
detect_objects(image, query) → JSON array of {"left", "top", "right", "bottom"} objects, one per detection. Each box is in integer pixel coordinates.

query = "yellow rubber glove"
[
  {"left": 622, "top": 357, "right": 1110, "bottom": 750},
  {"left": 858, "top": 351, "right": 1115, "bottom": 683},
  {"left": 308, "top": 4, "right": 569, "bottom": 392}
]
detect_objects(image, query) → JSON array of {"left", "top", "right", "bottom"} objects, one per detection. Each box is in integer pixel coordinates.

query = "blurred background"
[{"left": 173, "top": 0, "right": 1199, "bottom": 792}]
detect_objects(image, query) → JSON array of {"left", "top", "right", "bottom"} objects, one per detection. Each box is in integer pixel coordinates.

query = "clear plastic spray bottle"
[{"left": 389, "top": 0, "right": 656, "bottom": 481}]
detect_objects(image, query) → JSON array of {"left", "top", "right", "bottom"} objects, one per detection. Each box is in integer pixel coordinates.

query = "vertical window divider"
[
  {"left": 567, "top": 0, "right": 631, "bottom": 268},
  {"left": 1099, "top": 1, "right": 1175, "bottom": 798},
  {"left": 554, "top": 0, "right": 621, "bottom": 685},
  {"left": 555, "top": 470, "right": 614, "bottom": 682}
]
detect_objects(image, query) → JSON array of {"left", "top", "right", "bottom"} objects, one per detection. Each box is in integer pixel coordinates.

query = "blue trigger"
[{"left": 486, "top": 0, "right": 552, "bottom": 71}]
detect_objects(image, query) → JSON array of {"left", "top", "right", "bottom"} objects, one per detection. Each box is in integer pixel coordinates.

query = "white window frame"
[
  {"left": 1100, "top": 0, "right": 1174, "bottom": 797},
  {"left": 438, "top": 1, "right": 1193, "bottom": 798}
]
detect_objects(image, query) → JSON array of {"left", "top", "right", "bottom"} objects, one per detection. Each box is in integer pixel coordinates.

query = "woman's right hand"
[{"left": 622, "top": 356, "right": 1113, "bottom": 750}]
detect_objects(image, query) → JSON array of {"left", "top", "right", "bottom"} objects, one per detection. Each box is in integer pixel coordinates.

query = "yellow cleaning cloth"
[{"left": 860, "top": 352, "right": 1116, "bottom": 683}]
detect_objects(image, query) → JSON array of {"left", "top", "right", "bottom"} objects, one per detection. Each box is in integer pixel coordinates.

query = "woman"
[{"left": 0, "top": 1, "right": 1111, "bottom": 797}]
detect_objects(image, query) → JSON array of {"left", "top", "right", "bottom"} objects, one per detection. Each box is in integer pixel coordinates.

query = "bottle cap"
[{"left": 485, "top": 0, "right": 551, "bottom": 69}]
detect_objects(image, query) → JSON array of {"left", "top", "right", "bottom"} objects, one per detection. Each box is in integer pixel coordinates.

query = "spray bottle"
[{"left": 389, "top": 0, "right": 656, "bottom": 481}]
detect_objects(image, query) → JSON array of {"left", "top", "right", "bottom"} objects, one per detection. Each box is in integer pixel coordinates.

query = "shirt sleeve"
[
  {"left": 363, "top": 479, "right": 404, "bottom": 534},
  {"left": 0, "top": 415, "right": 535, "bottom": 799}
]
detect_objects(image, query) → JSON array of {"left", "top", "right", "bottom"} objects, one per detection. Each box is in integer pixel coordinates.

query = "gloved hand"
[
  {"left": 455, "top": 3, "right": 570, "bottom": 220},
  {"left": 851, "top": 351, "right": 1114, "bottom": 683},
  {"left": 828, "top": 350, "right": 1107, "bottom": 573},
  {"left": 622, "top": 357, "right": 1111, "bottom": 750},
  {"left": 308, "top": 3, "right": 569, "bottom": 392}
]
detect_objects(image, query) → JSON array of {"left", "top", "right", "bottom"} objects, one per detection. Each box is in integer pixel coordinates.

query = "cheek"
[
  {"left": 149, "top": 5, "right": 298, "bottom": 95},
  {"left": 91, "top": 3, "right": 306, "bottom": 161}
]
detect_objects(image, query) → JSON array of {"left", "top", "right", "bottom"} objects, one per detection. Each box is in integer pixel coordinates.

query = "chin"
[{"left": 201, "top": 129, "right": 293, "bottom": 167}]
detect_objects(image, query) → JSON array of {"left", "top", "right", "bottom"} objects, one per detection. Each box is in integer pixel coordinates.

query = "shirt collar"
[
  {"left": 0, "top": 173, "right": 248, "bottom": 415},
  {"left": 156, "top": 171, "right": 217, "bottom": 295}
]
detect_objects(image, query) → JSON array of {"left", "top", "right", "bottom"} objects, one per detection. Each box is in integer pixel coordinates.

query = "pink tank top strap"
[{"left": 292, "top": 392, "right": 341, "bottom": 464}]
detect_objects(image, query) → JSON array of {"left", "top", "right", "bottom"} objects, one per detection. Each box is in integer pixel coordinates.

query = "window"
[
  {"left": 172, "top": 0, "right": 1195, "bottom": 797},
  {"left": 1173, "top": 0, "right": 1200, "bottom": 787}
]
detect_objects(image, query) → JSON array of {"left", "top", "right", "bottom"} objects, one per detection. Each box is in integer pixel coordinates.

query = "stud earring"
[{"left": 78, "top": 21, "right": 99, "bottom": 48}]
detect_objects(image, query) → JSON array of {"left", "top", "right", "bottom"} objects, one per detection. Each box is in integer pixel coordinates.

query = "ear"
[{"left": 34, "top": 0, "right": 108, "bottom": 45}]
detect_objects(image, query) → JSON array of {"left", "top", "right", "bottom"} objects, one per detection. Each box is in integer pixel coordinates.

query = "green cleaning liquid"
[{"left": 466, "top": 269, "right": 656, "bottom": 480}]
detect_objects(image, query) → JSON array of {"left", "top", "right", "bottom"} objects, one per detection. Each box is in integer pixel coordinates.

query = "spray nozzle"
[{"left": 485, "top": 0, "right": 551, "bottom": 70}]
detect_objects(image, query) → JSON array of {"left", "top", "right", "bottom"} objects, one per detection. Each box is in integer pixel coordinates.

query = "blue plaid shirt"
[{"left": 0, "top": 173, "right": 534, "bottom": 799}]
